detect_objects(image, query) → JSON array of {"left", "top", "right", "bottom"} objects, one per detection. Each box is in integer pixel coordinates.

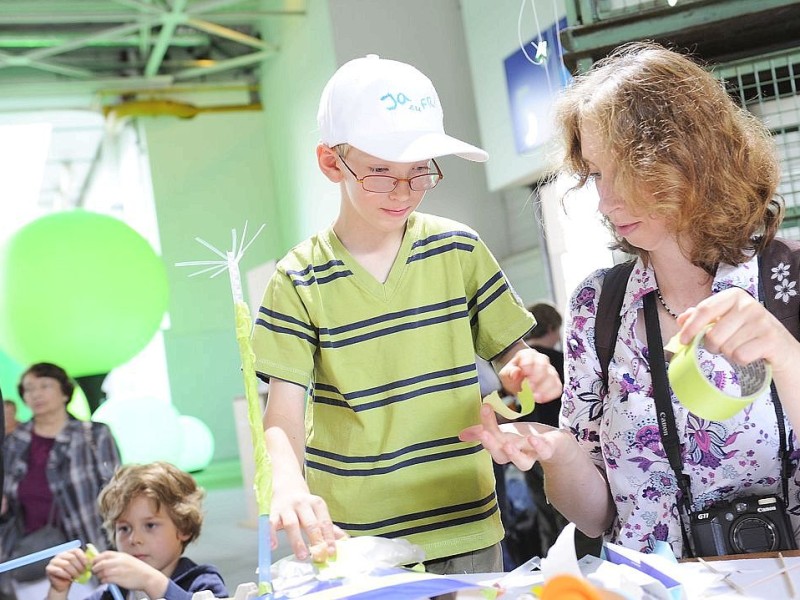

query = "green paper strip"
[
  {"left": 666, "top": 327, "right": 771, "bottom": 421},
  {"left": 234, "top": 301, "right": 272, "bottom": 514},
  {"left": 482, "top": 379, "right": 536, "bottom": 420}
]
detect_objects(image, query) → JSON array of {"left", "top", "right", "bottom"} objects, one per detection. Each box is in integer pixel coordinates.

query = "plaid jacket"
[{"left": 1, "top": 418, "right": 120, "bottom": 560}]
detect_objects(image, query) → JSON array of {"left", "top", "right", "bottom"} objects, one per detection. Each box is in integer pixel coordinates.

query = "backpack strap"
[
  {"left": 759, "top": 237, "right": 800, "bottom": 342},
  {"left": 596, "top": 260, "right": 636, "bottom": 394}
]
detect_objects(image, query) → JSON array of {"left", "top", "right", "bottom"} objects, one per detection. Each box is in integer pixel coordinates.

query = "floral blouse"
[{"left": 561, "top": 254, "right": 800, "bottom": 557}]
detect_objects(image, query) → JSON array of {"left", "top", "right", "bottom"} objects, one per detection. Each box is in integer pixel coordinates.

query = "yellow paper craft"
[
  {"left": 75, "top": 543, "right": 98, "bottom": 584},
  {"left": 175, "top": 224, "right": 273, "bottom": 598},
  {"left": 482, "top": 379, "right": 536, "bottom": 420}
]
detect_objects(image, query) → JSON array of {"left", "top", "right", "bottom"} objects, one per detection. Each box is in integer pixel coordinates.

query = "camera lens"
[{"left": 730, "top": 516, "right": 779, "bottom": 553}]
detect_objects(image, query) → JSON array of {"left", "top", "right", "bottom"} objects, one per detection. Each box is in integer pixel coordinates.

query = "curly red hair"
[{"left": 554, "top": 41, "right": 783, "bottom": 271}]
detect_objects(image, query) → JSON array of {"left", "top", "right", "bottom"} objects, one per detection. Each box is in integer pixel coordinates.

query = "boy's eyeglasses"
[{"left": 338, "top": 156, "right": 443, "bottom": 193}]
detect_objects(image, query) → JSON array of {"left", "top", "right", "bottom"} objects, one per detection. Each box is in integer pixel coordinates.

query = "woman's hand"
[
  {"left": 677, "top": 287, "right": 800, "bottom": 374},
  {"left": 459, "top": 404, "right": 567, "bottom": 471},
  {"left": 461, "top": 407, "right": 613, "bottom": 536}
]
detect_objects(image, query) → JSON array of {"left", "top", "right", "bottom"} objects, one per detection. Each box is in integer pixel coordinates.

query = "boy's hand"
[
  {"left": 498, "top": 347, "right": 562, "bottom": 403},
  {"left": 269, "top": 484, "right": 348, "bottom": 562},
  {"left": 75, "top": 543, "right": 99, "bottom": 583},
  {"left": 46, "top": 548, "right": 89, "bottom": 596},
  {"left": 92, "top": 551, "right": 170, "bottom": 599}
]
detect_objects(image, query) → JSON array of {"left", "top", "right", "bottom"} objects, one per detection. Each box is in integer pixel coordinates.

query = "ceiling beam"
[
  {"left": 186, "top": 17, "right": 272, "bottom": 51},
  {"left": 0, "top": 11, "right": 304, "bottom": 25},
  {"left": 25, "top": 21, "right": 151, "bottom": 62},
  {"left": 144, "top": 0, "right": 187, "bottom": 77},
  {"left": 0, "top": 49, "right": 95, "bottom": 78},
  {"left": 107, "top": 0, "right": 161, "bottom": 13},
  {"left": 173, "top": 49, "right": 272, "bottom": 80},
  {"left": 0, "top": 33, "right": 210, "bottom": 49}
]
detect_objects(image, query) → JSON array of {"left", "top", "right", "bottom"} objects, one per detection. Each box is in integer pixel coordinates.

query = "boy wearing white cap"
[{"left": 252, "top": 55, "right": 561, "bottom": 574}]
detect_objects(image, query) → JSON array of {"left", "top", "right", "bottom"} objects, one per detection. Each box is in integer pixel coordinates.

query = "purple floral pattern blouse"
[{"left": 561, "top": 255, "right": 800, "bottom": 557}]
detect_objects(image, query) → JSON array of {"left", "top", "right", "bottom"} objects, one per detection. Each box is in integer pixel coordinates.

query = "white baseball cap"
[{"left": 317, "top": 54, "right": 488, "bottom": 163}]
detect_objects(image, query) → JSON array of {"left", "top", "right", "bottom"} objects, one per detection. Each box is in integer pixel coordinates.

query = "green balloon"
[
  {"left": 0, "top": 346, "right": 23, "bottom": 400},
  {"left": 0, "top": 211, "right": 169, "bottom": 377}
]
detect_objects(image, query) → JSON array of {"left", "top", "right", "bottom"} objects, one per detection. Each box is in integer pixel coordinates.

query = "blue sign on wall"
[{"left": 504, "top": 17, "right": 571, "bottom": 155}]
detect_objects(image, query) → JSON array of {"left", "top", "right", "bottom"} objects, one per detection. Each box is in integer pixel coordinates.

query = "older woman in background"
[{"left": 1, "top": 363, "right": 120, "bottom": 600}]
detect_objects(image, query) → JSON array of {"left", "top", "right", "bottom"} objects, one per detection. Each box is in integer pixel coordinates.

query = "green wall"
[
  {"left": 258, "top": 0, "right": 339, "bottom": 250},
  {"left": 143, "top": 111, "right": 280, "bottom": 461},
  {"left": 141, "top": 0, "right": 338, "bottom": 462}
]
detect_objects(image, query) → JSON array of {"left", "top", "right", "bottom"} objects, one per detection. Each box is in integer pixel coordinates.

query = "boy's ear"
[{"left": 317, "top": 144, "right": 344, "bottom": 183}]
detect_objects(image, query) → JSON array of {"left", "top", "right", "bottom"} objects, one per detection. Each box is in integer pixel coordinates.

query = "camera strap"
[
  {"left": 643, "top": 293, "right": 693, "bottom": 512},
  {"left": 644, "top": 289, "right": 793, "bottom": 555}
]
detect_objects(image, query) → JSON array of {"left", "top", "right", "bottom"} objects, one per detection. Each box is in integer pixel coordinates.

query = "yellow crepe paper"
[
  {"left": 234, "top": 301, "right": 272, "bottom": 515},
  {"left": 75, "top": 543, "right": 98, "bottom": 584},
  {"left": 482, "top": 379, "right": 536, "bottom": 420}
]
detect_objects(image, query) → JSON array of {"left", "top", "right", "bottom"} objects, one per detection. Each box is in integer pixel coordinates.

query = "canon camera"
[{"left": 688, "top": 495, "right": 796, "bottom": 557}]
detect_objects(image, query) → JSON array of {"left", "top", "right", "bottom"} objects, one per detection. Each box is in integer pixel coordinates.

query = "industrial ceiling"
[{"left": 0, "top": 1, "right": 305, "bottom": 218}]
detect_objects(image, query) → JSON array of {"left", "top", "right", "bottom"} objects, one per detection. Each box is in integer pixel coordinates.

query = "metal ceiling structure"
[
  {"left": 0, "top": 1, "right": 305, "bottom": 217},
  {"left": 0, "top": 0, "right": 305, "bottom": 102}
]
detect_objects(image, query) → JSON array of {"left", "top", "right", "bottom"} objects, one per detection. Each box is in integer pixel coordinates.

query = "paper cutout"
[{"left": 482, "top": 379, "right": 536, "bottom": 420}]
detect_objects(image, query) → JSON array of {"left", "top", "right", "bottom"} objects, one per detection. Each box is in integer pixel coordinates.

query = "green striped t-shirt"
[{"left": 252, "top": 212, "right": 535, "bottom": 561}]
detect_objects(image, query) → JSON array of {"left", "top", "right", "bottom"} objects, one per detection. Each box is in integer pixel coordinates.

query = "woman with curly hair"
[{"left": 462, "top": 41, "right": 800, "bottom": 558}]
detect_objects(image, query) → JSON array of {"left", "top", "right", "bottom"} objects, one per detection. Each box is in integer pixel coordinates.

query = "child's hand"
[
  {"left": 46, "top": 548, "right": 90, "bottom": 593},
  {"left": 499, "top": 347, "right": 562, "bottom": 403},
  {"left": 75, "top": 543, "right": 99, "bottom": 584},
  {"left": 269, "top": 484, "right": 348, "bottom": 562},
  {"left": 92, "top": 551, "right": 170, "bottom": 599}
]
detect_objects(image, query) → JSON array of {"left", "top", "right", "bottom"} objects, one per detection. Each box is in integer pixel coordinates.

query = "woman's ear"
[{"left": 317, "top": 144, "right": 344, "bottom": 183}]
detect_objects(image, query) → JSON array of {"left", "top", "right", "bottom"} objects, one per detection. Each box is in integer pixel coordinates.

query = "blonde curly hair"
[
  {"left": 99, "top": 462, "right": 205, "bottom": 550},
  {"left": 554, "top": 41, "right": 783, "bottom": 272}
]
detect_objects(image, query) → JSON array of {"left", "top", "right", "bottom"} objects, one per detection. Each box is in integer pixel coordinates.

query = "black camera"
[{"left": 688, "top": 495, "right": 797, "bottom": 557}]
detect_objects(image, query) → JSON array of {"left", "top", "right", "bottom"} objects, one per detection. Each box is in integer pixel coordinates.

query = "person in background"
[
  {"left": 522, "top": 302, "right": 564, "bottom": 429},
  {"left": 4, "top": 400, "right": 19, "bottom": 436},
  {"left": 45, "top": 462, "right": 227, "bottom": 600},
  {"left": 253, "top": 54, "right": 562, "bottom": 575},
  {"left": 0, "top": 363, "right": 121, "bottom": 600},
  {"left": 461, "top": 41, "right": 800, "bottom": 558}
]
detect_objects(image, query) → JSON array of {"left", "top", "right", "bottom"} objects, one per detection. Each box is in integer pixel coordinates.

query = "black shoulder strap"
[
  {"left": 596, "top": 260, "right": 636, "bottom": 393},
  {"left": 759, "top": 237, "right": 800, "bottom": 341}
]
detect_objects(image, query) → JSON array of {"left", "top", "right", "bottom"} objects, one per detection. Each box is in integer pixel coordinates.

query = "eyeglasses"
[{"left": 338, "top": 156, "right": 443, "bottom": 193}]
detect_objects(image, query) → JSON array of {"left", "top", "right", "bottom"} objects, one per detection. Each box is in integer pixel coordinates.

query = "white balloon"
[
  {"left": 176, "top": 415, "right": 215, "bottom": 473},
  {"left": 92, "top": 397, "right": 182, "bottom": 465}
]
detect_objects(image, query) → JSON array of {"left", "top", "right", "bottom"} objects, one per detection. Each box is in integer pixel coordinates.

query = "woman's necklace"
[{"left": 655, "top": 288, "right": 679, "bottom": 319}]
